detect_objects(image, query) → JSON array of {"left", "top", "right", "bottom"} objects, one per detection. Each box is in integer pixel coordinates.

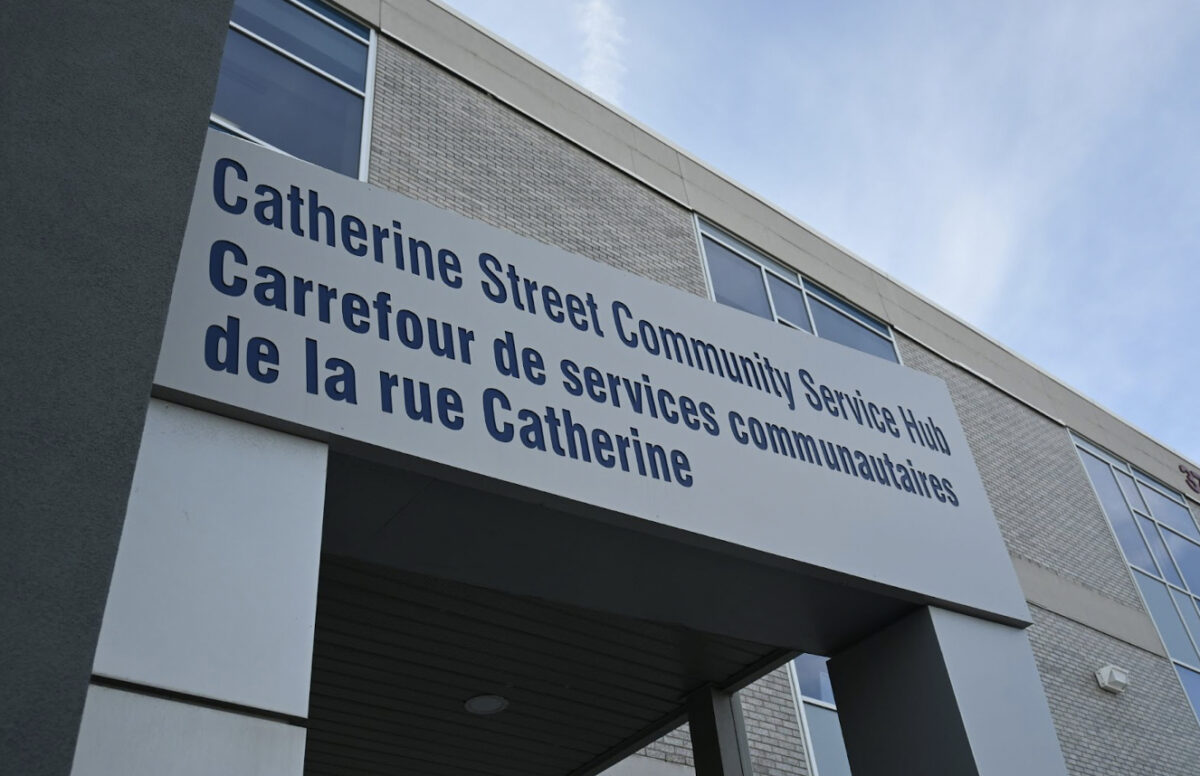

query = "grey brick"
[
  {"left": 1029, "top": 604, "right": 1200, "bottom": 775},
  {"left": 368, "top": 39, "right": 706, "bottom": 298},
  {"left": 897, "top": 335, "right": 1144, "bottom": 610}
]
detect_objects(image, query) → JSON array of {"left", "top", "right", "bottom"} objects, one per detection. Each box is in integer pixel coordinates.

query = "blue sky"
[{"left": 441, "top": 0, "right": 1200, "bottom": 465}]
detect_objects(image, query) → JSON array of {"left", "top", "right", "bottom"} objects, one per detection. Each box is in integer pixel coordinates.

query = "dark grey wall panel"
[{"left": 0, "top": 2, "right": 234, "bottom": 772}]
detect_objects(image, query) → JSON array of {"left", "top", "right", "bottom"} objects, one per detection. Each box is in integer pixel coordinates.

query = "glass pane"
[
  {"left": 213, "top": 29, "right": 363, "bottom": 177},
  {"left": 1177, "top": 665, "right": 1200, "bottom": 720},
  {"left": 793, "top": 654, "right": 835, "bottom": 704},
  {"left": 767, "top": 274, "right": 812, "bottom": 332},
  {"left": 1134, "top": 571, "right": 1200, "bottom": 664},
  {"left": 700, "top": 221, "right": 794, "bottom": 277},
  {"left": 1139, "top": 515, "right": 1184, "bottom": 586},
  {"left": 810, "top": 297, "right": 898, "bottom": 362},
  {"left": 704, "top": 237, "right": 772, "bottom": 320},
  {"left": 804, "top": 703, "right": 852, "bottom": 776},
  {"left": 805, "top": 283, "right": 889, "bottom": 337},
  {"left": 1171, "top": 588, "right": 1200, "bottom": 654},
  {"left": 1163, "top": 529, "right": 1200, "bottom": 594},
  {"left": 1141, "top": 486, "right": 1200, "bottom": 541},
  {"left": 1115, "top": 470, "right": 1147, "bottom": 513},
  {"left": 232, "top": 0, "right": 368, "bottom": 89},
  {"left": 294, "top": 0, "right": 370, "bottom": 39},
  {"left": 1080, "top": 451, "right": 1157, "bottom": 572}
]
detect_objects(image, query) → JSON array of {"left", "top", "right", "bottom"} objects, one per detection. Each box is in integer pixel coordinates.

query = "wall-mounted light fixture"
[{"left": 1095, "top": 664, "right": 1130, "bottom": 694}]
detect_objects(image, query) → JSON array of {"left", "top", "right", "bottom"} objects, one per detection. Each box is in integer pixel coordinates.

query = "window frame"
[
  {"left": 1075, "top": 434, "right": 1200, "bottom": 727},
  {"left": 211, "top": 0, "right": 376, "bottom": 181},
  {"left": 786, "top": 656, "right": 852, "bottom": 776},
  {"left": 695, "top": 216, "right": 901, "bottom": 364}
]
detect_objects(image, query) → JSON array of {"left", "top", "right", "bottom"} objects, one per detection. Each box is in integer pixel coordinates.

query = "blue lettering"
[
  {"left": 728, "top": 411, "right": 749, "bottom": 444},
  {"left": 483, "top": 387, "right": 514, "bottom": 442},
  {"left": 798, "top": 369, "right": 822, "bottom": 411},
  {"left": 611, "top": 300, "right": 637, "bottom": 347},
  {"left": 560, "top": 359, "right": 583, "bottom": 397},
  {"left": 247, "top": 337, "right": 279, "bottom": 383},
  {"left": 209, "top": 240, "right": 247, "bottom": 296},
  {"left": 213, "top": 157, "right": 247, "bottom": 214},
  {"left": 479, "top": 253, "right": 506, "bottom": 303}
]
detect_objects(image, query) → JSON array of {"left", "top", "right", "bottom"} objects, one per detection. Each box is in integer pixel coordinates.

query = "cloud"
[{"left": 576, "top": 0, "right": 626, "bottom": 105}]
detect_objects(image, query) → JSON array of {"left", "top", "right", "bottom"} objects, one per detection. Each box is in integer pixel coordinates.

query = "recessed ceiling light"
[{"left": 464, "top": 694, "right": 509, "bottom": 715}]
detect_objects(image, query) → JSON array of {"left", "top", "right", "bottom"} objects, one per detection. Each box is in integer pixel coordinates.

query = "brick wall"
[
  {"left": 639, "top": 723, "right": 693, "bottom": 769},
  {"left": 368, "top": 37, "right": 706, "bottom": 297},
  {"left": 897, "top": 335, "right": 1144, "bottom": 609},
  {"left": 1029, "top": 604, "right": 1200, "bottom": 774},
  {"left": 899, "top": 335, "right": 1200, "bottom": 770},
  {"left": 739, "top": 667, "right": 810, "bottom": 776}
]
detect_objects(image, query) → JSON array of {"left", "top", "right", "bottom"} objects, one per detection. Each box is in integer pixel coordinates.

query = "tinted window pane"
[
  {"left": 1171, "top": 589, "right": 1200, "bottom": 654},
  {"left": 1081, "top": 451, "right": 1157, "bottom": 572},
  {"left": 294, "top": 0, "right": 370, "bottom": 39},
  {"left": 810, "top": 297, "right": 898, "bottom": 362},
  {"left": 1134, "top": 571, "right": 1200, "bottom": 664},
  {"left": 1116, "top": 470, "right": 1147, "bottom": 513},
  {"left": 793, "top": 655, "right": 835, "bottom": 704},
  {"left": 232, "top": 0, "right": 368, "bottom": 89},
  {"left": 805, "top": 283, "right": 889, "bottom": 337},
  {"left": 704, "top": 237, "right": 771, "bottom": 320},
  {"left": 804, "top": 704, "right": 852, "bottom": 776},
  {"left": 1139, "top": 516, "right": 1184, "bottom": 586},
  {"left": 1142, "top": 486, "right": 1200, "bottom": 541},
  {"left": 700, "top": 221, "right": 793, "bottom": 277},
  {"left": 1177, "top": 665, "right": 1200, "bottom": 720},
  {"left": 213, "top": 30, "right": 363, "bottom": 176},
  {"left": 1163, "top": 530, "right": 1200, "bottom": 594},
  {"left": 767, "top": 274, "right": 812, "bottom": 332}
]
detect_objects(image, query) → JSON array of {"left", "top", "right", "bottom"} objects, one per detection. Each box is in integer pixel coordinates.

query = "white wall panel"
[
  {"left": 71, "top": 685, "right": 305, "bottom": 776},
  {"left": 93, "top": 399, "right": 327, "bottom": 717}
]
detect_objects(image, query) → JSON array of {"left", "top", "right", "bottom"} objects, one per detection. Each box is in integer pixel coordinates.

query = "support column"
[
  {"left": 828, "top": 606, "right": 1067, "bottom": 776},
  {"left": 687, "top": 687, "right": 753, "bottom": 776},
  {"left": 70, "top": 401, "right": 327, "bottom": 775},
  {"left": 2, "top": 2, "right": 233, "bottom": 772}
]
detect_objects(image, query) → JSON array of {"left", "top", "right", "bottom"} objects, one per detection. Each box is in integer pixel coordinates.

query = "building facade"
[{"left": 5, "top": 1, "right": 1200, "bottom": 775}]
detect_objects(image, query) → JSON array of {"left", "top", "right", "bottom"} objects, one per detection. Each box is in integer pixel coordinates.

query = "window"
[
  {"left": 790, "top": 655, "right": 853, "bottom": 776},
  {"left": 210, "top": 0, "right": 374, "bottom": 179},
  {"left": 698, "top": 220, "right": 899, "bottom": 363},
  {"left": 1076, "top": 437, "right": 1200, "bottom": 722}
]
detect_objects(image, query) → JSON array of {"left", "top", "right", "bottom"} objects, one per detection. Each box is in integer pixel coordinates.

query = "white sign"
[{"left": 157, "top": 131, "right": 1028, "bottom": 622}]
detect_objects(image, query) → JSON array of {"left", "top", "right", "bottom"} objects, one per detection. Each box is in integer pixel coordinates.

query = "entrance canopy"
[{"left": 310, "top": 450, "right": 919, "bottom": 775}]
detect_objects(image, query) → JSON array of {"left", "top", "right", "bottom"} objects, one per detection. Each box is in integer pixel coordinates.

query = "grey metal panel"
[
  {"left": 321, "top": 451, "right": 914, "bottom": 655},
  {"left": 70, "top": 685, "right": 306, "bottom": 776},
  {"left": 305, "top": 557, "right": 781, "bottom": 776},
  {"left": 0, "top": 2, "right": 233, "bottom": 772},
  {"left": 829, "top": 607, "right": 1068, "bottom": 776},
  {"left": 318, "top": 561, "right": 765, "bottom": 684},
  {"left": 93, "top": 401, "right": 328, "bottom": 718}
]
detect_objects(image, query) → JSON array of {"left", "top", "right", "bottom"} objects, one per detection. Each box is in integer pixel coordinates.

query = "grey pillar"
[
  {"left": 0, "top": 2, "right": 233, "bottom": 773},
  {"left": 687, "top": 687, "right": 753, "bottom": 776},
  {"left": 828, "top": 606, "right": 1067, "bottom": 776}
]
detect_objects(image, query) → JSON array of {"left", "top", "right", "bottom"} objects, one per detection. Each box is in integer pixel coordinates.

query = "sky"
[{"left": 439, "top": 0, "right": 1200, "bottom": 466}]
